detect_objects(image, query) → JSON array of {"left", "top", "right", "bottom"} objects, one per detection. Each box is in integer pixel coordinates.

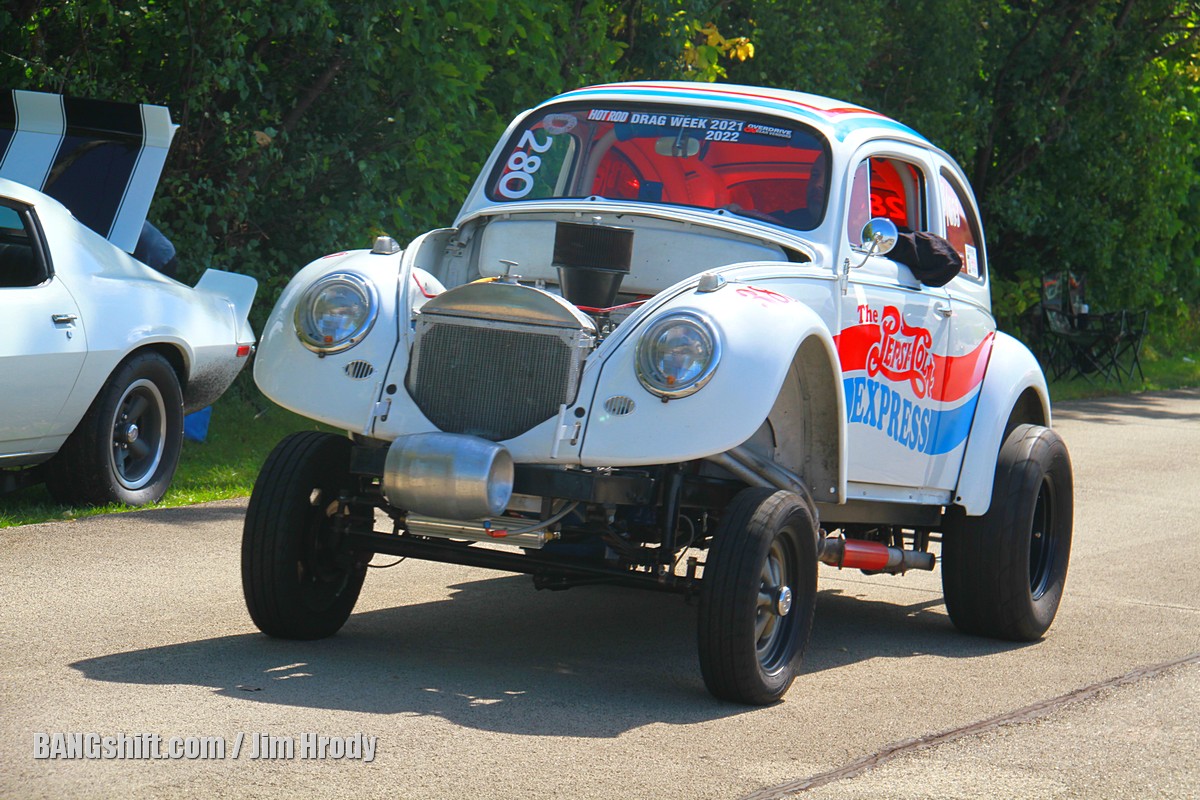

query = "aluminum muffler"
[{"left": 382, "top": 432, "right": 514, "bottom": 520}]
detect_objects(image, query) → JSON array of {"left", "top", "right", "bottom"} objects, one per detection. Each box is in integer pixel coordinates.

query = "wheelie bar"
[{"left": 817, "top": 537, "right": 935, "bottom": 573}]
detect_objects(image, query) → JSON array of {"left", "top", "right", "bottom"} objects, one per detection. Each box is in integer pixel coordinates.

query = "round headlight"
[
  {"left": 635, "top": 312, "right": 721, "bottom": 398},
  {"left": 294, "top": 272, "right": 379, "bottom": 354}
]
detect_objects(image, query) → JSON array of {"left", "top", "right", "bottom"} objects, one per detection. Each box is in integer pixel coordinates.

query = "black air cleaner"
[{"left": 552, "top": 221, "right": 634, "bottom": 309}]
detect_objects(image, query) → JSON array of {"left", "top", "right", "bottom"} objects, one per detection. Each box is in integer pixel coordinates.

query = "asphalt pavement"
[{"left": 1, "top": 388, "right": 1198, "bottom": 799}]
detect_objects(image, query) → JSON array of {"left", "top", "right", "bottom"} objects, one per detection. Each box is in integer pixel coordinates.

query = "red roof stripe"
[{"left": 572, "top": 83, "right": 889, "bottom": 121}]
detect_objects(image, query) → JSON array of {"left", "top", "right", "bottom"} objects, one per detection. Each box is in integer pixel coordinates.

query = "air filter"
[{"left": 553, "top": 221, "right": 633, "bottom": 309}]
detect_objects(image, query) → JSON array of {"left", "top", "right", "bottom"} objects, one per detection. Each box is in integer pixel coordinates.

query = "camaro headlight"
[
  {"left": 294, "top": 272, "right": 379, "bottom": 354},
  {"left": 635, "top": 312, "right": 721, "bottom": 398}
]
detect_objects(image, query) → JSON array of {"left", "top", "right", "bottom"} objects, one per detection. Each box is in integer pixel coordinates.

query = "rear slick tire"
[
  {"left": 698, "top": 487, "right": 818, "bottom": 705},
  {"left": 942, "top": 424, "right": 1073, "bottom": 641}
]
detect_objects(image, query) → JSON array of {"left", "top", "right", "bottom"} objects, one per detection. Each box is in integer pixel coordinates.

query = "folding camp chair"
[
  {"left": 1040, "top": 272, "right": 1119, "bottom": 384},
  {"left": 1042, "top": 307, "right": 1115, "bottom": 383},
  {"left": 1112, "top": 309, "right": 1149, "bottom": 383}
]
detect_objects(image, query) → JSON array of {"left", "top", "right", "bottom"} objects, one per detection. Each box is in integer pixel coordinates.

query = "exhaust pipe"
[
  {"left": 382, "top": 432, "right": 513, "bottom": 520},
  {"left": 818, "top": 536, "right": 935, "bottom": 574}
]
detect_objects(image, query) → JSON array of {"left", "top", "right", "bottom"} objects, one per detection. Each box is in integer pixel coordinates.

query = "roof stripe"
[{"left": 550, "top": 83, "right": 925, "bottom": 142}]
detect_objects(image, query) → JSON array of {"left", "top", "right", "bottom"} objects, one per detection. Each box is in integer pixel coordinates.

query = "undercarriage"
[{"left": 337, "top": 448, "right": 941, "bottom": 596}]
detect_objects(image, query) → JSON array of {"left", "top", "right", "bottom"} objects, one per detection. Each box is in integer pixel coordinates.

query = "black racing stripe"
[
  {"left": 0, "top": 91, "right": 16, "bottom": 167},
  {"left": 60, "top": 95, "right": 143, "bottom": 139},
  {"left": 43, "top": 96, "right": 144, "bottom": 240}
]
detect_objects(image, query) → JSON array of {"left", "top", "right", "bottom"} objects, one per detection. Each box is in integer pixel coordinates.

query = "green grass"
[
  {"left": 1047, "top": 350, "right": 1200, "bottom": 402},
  {"left": 0, "top": 392, "right": 327, "bottom": 529}
]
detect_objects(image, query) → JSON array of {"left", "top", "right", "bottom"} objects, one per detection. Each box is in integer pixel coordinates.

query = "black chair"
[
  {"left": 1042, "top": 307, "right": 1115, "bottom": 383},
  {"left": 1112, "top": 309, "right": 1149, "bottom": 383},
  {"left": 1089, "top": 311, "right": 1126, "bottom": 385},
  {"left": 1038, "top": 271, "right": 1152, "bottom": 386}
]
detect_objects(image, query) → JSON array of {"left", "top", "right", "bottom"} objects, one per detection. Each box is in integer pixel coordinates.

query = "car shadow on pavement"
[
  {"left": 119, "top": 500, "right": 250, "bottom": 527},
  {"left": 806, "top": 587, "right": 1032, "bottom": 672},
  {"left": 70, "top": 573, "right": 1028, "bottom": 737}
]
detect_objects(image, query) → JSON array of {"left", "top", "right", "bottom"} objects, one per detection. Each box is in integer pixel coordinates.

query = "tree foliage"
[
  {"left": 725, "top": 0, "right": 1200, "bottom": 341},
  {"left": 2, "top": 1, "right": 1197, "bottom": 346}
]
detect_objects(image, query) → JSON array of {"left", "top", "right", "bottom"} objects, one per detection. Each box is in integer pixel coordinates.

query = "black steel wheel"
[
  {"left": 242, "top": 431, "right": 369, "bottom": 640},
  {"left": 45, "top": 351, "right": 183, "bottom": 507},
  {"left": 698, "top": 487, "right": 818, "bottom": 705},
  {"left": 942, "top": 424, "right": 1074, "bottom": 640}
]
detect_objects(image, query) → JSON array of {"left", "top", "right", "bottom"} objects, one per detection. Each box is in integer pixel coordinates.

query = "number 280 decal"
[{"left": 497, "top": 130, "right": 553, "bottom": 199}]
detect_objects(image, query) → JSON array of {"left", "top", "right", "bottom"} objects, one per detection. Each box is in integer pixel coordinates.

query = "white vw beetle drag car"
[
  {"left": 0, "top": 91, "right": 257, "bottom": 507},
  {"left": 248, "top": 82, "right": 1072, "bottom": 704}
]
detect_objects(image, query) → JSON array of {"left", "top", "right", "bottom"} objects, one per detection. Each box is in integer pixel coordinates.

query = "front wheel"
[
  {"left": 242, "top": 431, "right": 368, "bottom": 640},
  {"left": 942, "top": 424, "right": 1074, "bottom": 640},
  {"left": 698, "top": 487, "right": 818, "bottom": 704},
  {"left": 45, "top": 351, "right": 183, "bottom": 507}
]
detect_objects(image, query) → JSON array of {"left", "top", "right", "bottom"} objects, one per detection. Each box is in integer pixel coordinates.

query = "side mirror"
[
  {"left": 843, "top": 218, "right": 901, "bottom": 292},
  {"left": 858, "top": 217, "right": 898, "bottom": 256}
]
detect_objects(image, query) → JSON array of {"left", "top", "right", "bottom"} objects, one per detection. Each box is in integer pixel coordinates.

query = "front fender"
[
  {"left": 954, "top": 331, "right": 1051, "bottom": 515},
  {"left": 255, "top": 230, "right": 455, "bottom": 433},
  {"left": 578, "top": 279, "right": 844, "bottom": 471},
  {"left": 254, "top": 247, "right": 405, "bottom": 430}
]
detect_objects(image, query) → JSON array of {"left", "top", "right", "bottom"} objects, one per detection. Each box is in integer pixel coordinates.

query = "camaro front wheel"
[
  {"left": 698, "top": 487, "right": 818, "bottom": 705},
  {"left": 242, "top": 431, "right": 369, "bottom": 640},
  {"left": 45, "top": 351, "right": 183, "bottom": 507}
]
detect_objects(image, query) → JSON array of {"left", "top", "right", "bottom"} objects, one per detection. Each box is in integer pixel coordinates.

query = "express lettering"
[{"left": 845, "top": 377, "right": 935, "bottom": 453}]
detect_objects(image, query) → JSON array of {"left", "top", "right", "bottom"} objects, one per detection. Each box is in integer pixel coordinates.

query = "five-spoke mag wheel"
[
  {"left": 699, "top": 487, "right": 818, "bottom": 705},
  {"left": 45, "top": 351, "right": 183, "bottom": 507}
]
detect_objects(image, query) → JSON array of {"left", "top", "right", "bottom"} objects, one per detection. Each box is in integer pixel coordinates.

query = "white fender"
[
  {"left": 254, "top": 247, "right": 405, "bottom": 430},
  {"left": 579, "top": 280, "right": 845, "bottom": 481},
  {"left": 953, "top": 331, "right": 1051, "bottom": 515}
]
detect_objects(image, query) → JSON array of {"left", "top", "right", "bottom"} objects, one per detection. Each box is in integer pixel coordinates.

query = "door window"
[
  {"left": 938, "top": 172, "right": 985, "bottom": 280},
  {"left": 0, "top": 203, "right": 48, "bottom": 287},
  {"left": 847, "top": 157, "right": 926, "bottom": 245}
]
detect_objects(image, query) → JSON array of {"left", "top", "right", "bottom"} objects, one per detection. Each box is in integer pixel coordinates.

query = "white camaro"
[
  {"left": 0, "top": 91, "right": 256, "bottom": 507},
  {"left": 246, "top": 82, "right": 1073, "bottom": 704}
]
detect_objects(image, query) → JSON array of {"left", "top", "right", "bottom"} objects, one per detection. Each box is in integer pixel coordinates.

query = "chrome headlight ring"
[
  {"left": 294, "top": 272, "right": 380, "bottom": 354},
  {"left": 635, "top": 311, "right": 721, "bottom": 399}
]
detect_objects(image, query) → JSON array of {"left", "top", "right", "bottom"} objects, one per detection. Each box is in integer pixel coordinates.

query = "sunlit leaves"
[{"left": 680, "top": 19, "right": 756, "bottom": 81}]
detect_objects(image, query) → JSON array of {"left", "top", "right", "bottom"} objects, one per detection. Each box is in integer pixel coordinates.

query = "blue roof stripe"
[{"left": 548, "top": 86, "right": 925, "bottom": 142}]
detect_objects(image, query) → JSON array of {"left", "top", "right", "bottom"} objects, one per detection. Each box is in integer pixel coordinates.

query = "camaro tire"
[
  {"left": 242, "top": 431, "right": 368, "bottom": 640},
  {"left": 942, "top": 424, "right": 1074, "bottom": 641},
  {"left": 45, "top": 351, "right": 183, "bottom": 507},
  {"left": 698, "top": 487, "right": 818, "bottom": 705}
]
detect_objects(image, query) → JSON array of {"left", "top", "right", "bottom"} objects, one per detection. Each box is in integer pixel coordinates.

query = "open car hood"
[{"left": 0, "top": 89, "right": 176, "bottom": 253}]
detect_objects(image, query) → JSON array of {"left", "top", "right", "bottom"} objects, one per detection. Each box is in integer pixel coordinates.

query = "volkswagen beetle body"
[{"left": 247, "top": 83, "right": 1072, "bottom": 704}]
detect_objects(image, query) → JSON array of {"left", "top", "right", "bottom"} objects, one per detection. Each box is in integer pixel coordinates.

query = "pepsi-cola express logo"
[{"left": 838, "top": 305, "right": 994, "bottom": 455}]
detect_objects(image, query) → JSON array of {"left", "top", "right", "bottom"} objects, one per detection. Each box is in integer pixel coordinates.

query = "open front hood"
[{"left": 0, "top": 89, "right": 176, "bottom": 253}]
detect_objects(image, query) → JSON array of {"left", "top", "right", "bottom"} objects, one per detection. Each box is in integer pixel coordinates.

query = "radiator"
[{"left": 408, "top": 315, "right": 590, "bottom": 441}]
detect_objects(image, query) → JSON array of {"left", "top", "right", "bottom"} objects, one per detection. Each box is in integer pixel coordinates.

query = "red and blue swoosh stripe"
[
  {"left": 835, "top": 324, "right": 994, "bottom": 455},
  {"left": 835, "top": 323, "right": 993, "bottom": 403}
]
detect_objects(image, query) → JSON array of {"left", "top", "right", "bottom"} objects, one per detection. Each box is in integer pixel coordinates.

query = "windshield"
[{"left": 486, "top": 104, "right": 831, "bottom": 231}]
